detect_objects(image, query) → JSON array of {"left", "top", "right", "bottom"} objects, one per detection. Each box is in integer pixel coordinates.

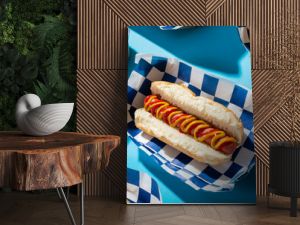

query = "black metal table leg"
[
  {"left": 56, "top": 183, "right": 84, "bottom": 225},
  {"left": 290, "top": 197, "right": 297, "bottom": 217},
  {"left": 57, "top": 187, "right": 70, "bottom": 200}
]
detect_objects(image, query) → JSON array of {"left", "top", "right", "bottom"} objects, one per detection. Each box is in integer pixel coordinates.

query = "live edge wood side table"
[{"left": 0, "top": 131, "right": 120, "bottom": 225}]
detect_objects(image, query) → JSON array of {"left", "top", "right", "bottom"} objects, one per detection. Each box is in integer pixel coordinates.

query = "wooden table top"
[
  {"left": 0, "top": 132, "right": 120, "bottom": 191},
  {"left": 0, "top": 131, "right": 119, "bottom": 151}
]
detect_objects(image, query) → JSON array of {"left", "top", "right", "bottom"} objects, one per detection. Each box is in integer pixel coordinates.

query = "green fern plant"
[
  {"left": 33, "top": 15, "right": 76, "bottom": 130},
  {"left": 33, "top": 16, "right": 76, "bottom": 101}
]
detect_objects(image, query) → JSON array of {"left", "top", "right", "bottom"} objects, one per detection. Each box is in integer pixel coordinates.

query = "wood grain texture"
[
  {"left": 0, "top": 132, "right": 119, "bottom": 191},
  {"left": 77, "top": 0, "right": 300, "bottom": 198}
]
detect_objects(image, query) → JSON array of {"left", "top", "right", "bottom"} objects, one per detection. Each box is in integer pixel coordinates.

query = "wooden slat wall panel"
[
  {"left": 294, "top": 90, "right": 300, "bottom": 140},
  {"left": 78, "top": 0, "right": 127, "bottom": 69},
  {"left": 252, "top": 70, "right": 294, "bottom": 196},
  {"left": 77, "top": 0, "right": 300, "bottom": 199},
  {"left": 252, "top": 70, "right": 294, "bottom": 130},
  {"left": 256, "top": 159, "right": 269, "bottom": 196},
  {"left": 104, "top": 0, "right": 206, "bottom": 26},
  {"left": 206, "top": 0, "right": 226, "bottom": 18},
  {"left": 77, "top": 69, "right": 127, "bottom": 199},
  {"left": 255, "top": 102, "right": 294, "bottom": 167}
]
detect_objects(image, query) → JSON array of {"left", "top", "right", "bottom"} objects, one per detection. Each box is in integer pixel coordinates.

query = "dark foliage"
[{"left": 0, "top": 0, "right": 77, "bottom": 131}]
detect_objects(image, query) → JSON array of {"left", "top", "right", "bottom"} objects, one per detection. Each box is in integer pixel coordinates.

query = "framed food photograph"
[{"left": 127, "top": 26, "right": 255, "bottom": 204}]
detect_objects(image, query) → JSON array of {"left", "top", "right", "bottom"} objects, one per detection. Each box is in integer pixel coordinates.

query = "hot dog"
[{"left": 134, "top": 81, "right": 244, "bottom": 165}]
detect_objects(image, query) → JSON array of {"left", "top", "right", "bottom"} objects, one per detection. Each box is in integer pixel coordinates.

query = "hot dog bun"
[
  {"left": 135, "top": 108, "right": 230, "bottom": 165},
  {"left": 151, "top": 81, "right": 243, "bottom": 143}
]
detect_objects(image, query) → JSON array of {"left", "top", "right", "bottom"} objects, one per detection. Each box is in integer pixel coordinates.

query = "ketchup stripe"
[{"left": 144, "top": 95, "right": 237, "bottom": 155}]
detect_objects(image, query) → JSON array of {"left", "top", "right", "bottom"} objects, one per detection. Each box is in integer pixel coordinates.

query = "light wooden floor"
[{"left": 0, "top": 192, "right": 299, "bottom": 225}]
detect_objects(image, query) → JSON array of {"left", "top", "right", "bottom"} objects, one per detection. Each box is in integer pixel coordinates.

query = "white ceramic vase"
[{"left": 16, "top": 94, "right": 74, "bottom": 136}]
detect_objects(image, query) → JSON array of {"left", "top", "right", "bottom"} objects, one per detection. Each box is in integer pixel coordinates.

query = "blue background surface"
[{"left": 127, "top": 26, "right": 255, "bottom": 203}]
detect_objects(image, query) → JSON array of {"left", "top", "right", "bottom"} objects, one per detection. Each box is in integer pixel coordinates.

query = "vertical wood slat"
[
  {"left": 256, "top": 159, "right": 268, "bottom": 196},
  {"left": 77, "top": 0, "right": 300, "bottom": 199},
  {"left": 77, "top": 0, "right": 127, "bottom": 70}
]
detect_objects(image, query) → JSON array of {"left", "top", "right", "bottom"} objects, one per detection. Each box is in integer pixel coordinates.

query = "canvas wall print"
[{"left": 127, "top": 26, "right": 255, "bottom": 204}]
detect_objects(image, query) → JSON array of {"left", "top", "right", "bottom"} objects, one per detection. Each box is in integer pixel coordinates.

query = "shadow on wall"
[{"left": 129, "top": 26, "right": 246, "bottom": 76}]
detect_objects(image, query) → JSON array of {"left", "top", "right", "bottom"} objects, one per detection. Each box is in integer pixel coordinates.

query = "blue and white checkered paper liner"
[
  {"left": 127, "top": 168, "right": 162, "bottom": 204},
  {"left": 159, "top": 26, "right": 250, "bottom": 51},
  {"left": 159, "top": 26, "right": 184, "bottom": 30},
  {"left": 127, "top": 54, "right": 254, "bottom": 192}
]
